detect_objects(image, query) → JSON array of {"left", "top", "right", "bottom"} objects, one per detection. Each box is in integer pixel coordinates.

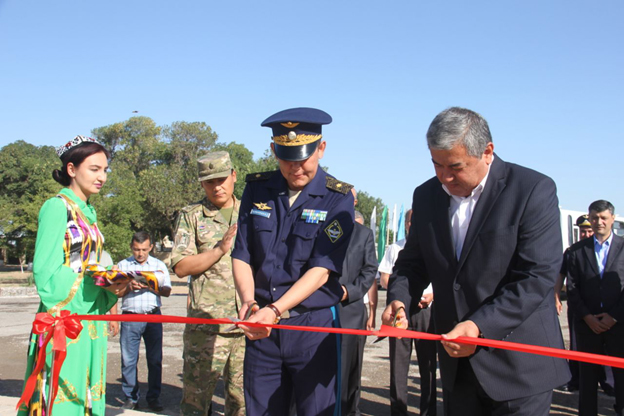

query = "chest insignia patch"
[
  {"left": 301, "top": 209, "right": 328, "bottom": 224},
  {"left": 324, "top": 220, "right": 343, "bottom": 243},
  {"left": 253, "top": 202, "right": 272, "bottom": 210},
  {"left": 251, "top": 208, "right": 271, "bottom": 218}
]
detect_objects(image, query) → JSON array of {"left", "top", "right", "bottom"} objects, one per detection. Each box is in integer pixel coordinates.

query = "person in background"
[
  {"left": 172, "top": 151, "right": 245, "bottom": 416},
  {"left": 555, "top": 214, "right": 614, "bottom": 396},
  {"left": 567, "top": 200, "right": 624, "bottom": 415},
  {"left": 338, "top": 208, "right": 378, "bottom": 415},
  {"left": 117, "top": 231, "right": 172, "bottom": 411},
  {"left": 18, "top": 136, "right": 126, "bottom": 416},
  {"left": 379, "top": 209, "right": 437, "bottom": 416}
]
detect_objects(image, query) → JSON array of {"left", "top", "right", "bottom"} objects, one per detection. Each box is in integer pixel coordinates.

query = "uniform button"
[
  {"left": 272, "top": 287, "right": 276, "bottom": 292},
  {"left": 281, "top": 238, "right": 286, "bottom": 243},
  {"left": 276, "top": 265, "right": 281, "bottom": 269},
  {"left": 306, "top": 232, "right": 311, "bottom": 237},
  {"left": 453, "top": 283, "right": 461, "bottom": 291}
]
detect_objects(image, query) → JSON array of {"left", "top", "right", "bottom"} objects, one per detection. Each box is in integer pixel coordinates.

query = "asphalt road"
[{"left": 0, "top": 288, "right": 617, "bottom": 415}]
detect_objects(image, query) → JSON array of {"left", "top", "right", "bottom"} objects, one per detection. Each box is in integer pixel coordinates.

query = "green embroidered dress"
[{"left": 18, "top": 188, "right": 117, "bottom": 416}]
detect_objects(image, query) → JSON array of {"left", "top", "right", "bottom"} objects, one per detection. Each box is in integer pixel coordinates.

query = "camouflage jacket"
[{"left": 171, "top": 197, "right": 241, "bottom": 334}]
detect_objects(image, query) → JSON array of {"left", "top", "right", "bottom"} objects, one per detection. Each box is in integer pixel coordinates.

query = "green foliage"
[
  {"left": 355, "top": 190, "right": 385, "bottom": 228},
  {"left": 213, "top": 143, "right": 278, "bottom": 199},
  {"left": 1, "top": 121, "right": 385, "bottom": 264},
  {"left": 0, "top": 141, "right": 61, "bottom": 261}
]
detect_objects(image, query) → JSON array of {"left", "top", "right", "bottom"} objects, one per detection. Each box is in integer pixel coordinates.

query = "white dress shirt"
[{"left": 443, "top": 159, "right": 493, "bottom": 259}]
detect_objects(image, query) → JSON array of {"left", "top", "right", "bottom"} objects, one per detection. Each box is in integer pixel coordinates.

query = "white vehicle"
[{"left": 559, "top": 208, "right": 624, "bottom": 251}]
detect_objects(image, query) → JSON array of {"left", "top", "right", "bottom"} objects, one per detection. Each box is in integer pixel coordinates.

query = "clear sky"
[{"left": 1, "top": 0, "right": 622, "bottom": 215}]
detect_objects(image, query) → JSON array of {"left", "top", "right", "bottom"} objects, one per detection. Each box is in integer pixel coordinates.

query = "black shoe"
[
  {"left": 147, "top": 399, "right": 164, "bottom": 412},
  {"left": 555, "top": 383, "right": 577, "bottom": 392},
  {"left": 601, "top": 382, "right": 615, "bottom": 397},
  {"left": 121, "top": 398, "right": 138, "bottom": 410},
  {"left": 565, "top": 383, "right": 578, "bottom": 392}
]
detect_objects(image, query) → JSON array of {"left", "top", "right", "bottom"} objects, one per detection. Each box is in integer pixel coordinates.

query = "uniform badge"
[
  {"left": 253, "top": 202, "right": 272, "bottom": 210},
  {"left": 251, "top": 208, "right": 271, "bottom": 218},
  {"left": 324, "top": 220, "right": 343, "bottom": 243},
  {"left": 301, "top": 209, "right": 328, "bottom": 224}
]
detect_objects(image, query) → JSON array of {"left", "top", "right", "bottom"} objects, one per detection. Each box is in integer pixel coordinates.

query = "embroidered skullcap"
[{"left": 56, "top": 135, "right": 100, "bottom": 158}]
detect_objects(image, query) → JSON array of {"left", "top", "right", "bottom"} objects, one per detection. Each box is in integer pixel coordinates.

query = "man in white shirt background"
[
  {"left": 379, "top": 209, "right": 437, "bottom": 416},
  {"left": 117, "top": 231, "right": 172, "bottom": 412}
]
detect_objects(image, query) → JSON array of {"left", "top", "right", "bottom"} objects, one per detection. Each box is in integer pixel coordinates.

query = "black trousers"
[
  {"left": 576, "top": 321, "right": 624, "bottom": 416},
  {"left": 389, "top": 306, "right": 437, "bottom": 416},
  {"left": 340, "top": 332, "right": 366, "bottom": 416},
  {"left": 567, "top": 304, "right": 613, "bottom": 389},
  {"left": 444, "top": 358, "right": 553, "bottom": 416}
]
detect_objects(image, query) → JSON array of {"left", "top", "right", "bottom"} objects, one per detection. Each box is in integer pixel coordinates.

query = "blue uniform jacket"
[{"left": 232, "top": 167, "right": 355, "bottom": 311}]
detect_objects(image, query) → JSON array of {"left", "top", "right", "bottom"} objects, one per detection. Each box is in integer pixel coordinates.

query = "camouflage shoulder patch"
[
  {"left": 325, "top": 177, "right": 353, "bottom": 194},
  {"left": 245, "top": 170, "right": 277, "bottom": 182},
  {"left": 180, "top": 201, "right": 204, "bottom": 214}
]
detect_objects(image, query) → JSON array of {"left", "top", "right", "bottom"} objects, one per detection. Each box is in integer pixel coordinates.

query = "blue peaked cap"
[{"left": 262, "top": 107, "right": 332, "bottom": 161}]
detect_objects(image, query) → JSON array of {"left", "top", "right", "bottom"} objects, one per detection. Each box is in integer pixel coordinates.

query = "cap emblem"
[
  {"left": 281, "top": 122, "right": 300, "bottom": 128},
  {"left": 288, "top": 131, "right": 297, "bottom": 141}
]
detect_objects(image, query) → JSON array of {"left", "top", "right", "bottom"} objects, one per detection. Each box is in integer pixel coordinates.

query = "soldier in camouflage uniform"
[{"left": 171, "top": 151, "right": 245, "bottom": 416}]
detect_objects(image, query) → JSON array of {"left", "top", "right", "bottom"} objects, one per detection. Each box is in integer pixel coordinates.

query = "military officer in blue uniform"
[{"left": 231, "top": 107, "right": 355, "bottom": 416}]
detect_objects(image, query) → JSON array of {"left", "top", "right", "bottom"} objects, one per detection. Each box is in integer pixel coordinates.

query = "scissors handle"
[
  {"left": 372, "top": 305, "right": 406, "bottom": 344},
  {"left": 243, "top": 301, "right": 258, "bottom": 320}
]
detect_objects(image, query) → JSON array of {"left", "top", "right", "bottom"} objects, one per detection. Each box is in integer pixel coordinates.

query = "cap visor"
[
  {"left": 274, "top": 141, "right": 319, "bottom": 162},
  {"left": 198, "top": 171, "right": 231, "bottom": 182}
]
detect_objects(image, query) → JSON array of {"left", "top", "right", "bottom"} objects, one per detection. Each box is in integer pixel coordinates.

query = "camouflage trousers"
[{"left": 180, "top": 325, "right": 245, "bottom": 416}]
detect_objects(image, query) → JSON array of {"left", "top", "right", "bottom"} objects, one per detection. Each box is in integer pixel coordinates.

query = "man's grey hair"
[
  {"left": 426, "top": 107, "right": 493, "bottom": 158},
  {"left": 354, "top": 210, "right": 364, "bottom": 222}
]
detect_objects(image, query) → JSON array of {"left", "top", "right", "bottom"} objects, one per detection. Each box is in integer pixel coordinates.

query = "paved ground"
[{"left": 0, "top": 285, "right": 618, "bottom": 415}]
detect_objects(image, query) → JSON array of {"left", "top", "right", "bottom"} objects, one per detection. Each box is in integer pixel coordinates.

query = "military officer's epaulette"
[
  {"left": 325, "top": 177, "right": 353, "bottom": 194},
  {"left": 245, "top": 170, "right": 277, "bottom": 182}
]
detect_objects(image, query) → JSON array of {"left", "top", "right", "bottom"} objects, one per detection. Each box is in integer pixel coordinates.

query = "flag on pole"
[
  {"left": 370, "top": 206, "right": 377, "bottom": 242},
  {"left": 391, "top": 204, "right": 398, "bottom": 243},
  {"left": 396, "top": 204, "right": 406, "bottom": 241},
  {"left": 377, "top": 206, "right": 388, "bottom": 262}
]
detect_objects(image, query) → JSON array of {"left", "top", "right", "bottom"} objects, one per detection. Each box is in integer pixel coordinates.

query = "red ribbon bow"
[{"left": 16, "top": 310, "right": 83, "bottom": 414}]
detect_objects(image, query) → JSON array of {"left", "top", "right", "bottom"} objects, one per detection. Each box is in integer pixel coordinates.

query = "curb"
[{"left": 0, "top": 286, "right": 38, "bottom": 297}]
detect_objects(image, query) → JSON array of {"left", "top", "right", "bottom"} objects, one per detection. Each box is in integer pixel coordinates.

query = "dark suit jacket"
[
  {"left": 566, "top": 234, "right": 624, "bottom": 322},
  {"left": 338, "top": 222, "right": 378, "bottom": 329},
  {"left": 388, "top": 155, "right": 570, "bottom": 401}
]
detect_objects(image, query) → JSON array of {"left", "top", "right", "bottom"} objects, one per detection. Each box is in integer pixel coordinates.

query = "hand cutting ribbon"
[
  {"left": 18, "top": 311, "right": 624, "bottom": 414},
  {"left": 16, "top": 310, "right": 83, "bottom": 414}
]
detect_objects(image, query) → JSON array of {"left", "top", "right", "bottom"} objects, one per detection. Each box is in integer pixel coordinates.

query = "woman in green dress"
[{"left": 18, "top": 136, "right": 127, "bottom": 416}]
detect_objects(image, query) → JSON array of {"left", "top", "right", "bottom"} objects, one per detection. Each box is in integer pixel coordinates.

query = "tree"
[
  {"left": 355, "top": 190, "right": 384, "bottom": 229},
  {"left": 1, "top": 124, "right": 387, "bottom": 264},
  {"left": 0, "top": 141, "right": 60, "bottom": 262},
  {"left": 91, "top": 118, "right": 222, "bottom": 259},
  {"left": 213, "top": 143, "right": 279, "bottom": 199}
]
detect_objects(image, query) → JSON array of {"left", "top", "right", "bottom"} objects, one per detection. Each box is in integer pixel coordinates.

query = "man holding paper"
[{"left": 117, "top": 231, "right": 171, "bottom": 411}]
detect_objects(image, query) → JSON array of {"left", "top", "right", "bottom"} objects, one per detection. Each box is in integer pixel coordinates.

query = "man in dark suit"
[
  {"left": 566, "top": 199, "right": 624, "bottom": 416},
  {"left": 338, "top": 208, "right": 378, "bottom": 416},
  {"left": 382, "top": 107, "right": 570, "bottom": 416}
]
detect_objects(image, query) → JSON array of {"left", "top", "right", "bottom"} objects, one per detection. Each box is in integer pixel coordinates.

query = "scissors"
[
  {"left": 225, "top": 301, "right": 258, "bottom": 332},
  {"left": 372, "top": 305, "right": 405, "bottom": 344}
]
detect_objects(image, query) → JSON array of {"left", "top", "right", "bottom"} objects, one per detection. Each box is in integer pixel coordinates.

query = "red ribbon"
[
  {"left": 81, "top": 314, "right": 624, "bottom": 369},
  {"left": 17, "top": 312, "right": 624, "bottom": 413},
  {"left": 16, "top": 310, "right": 83, "bottom": 413}
]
